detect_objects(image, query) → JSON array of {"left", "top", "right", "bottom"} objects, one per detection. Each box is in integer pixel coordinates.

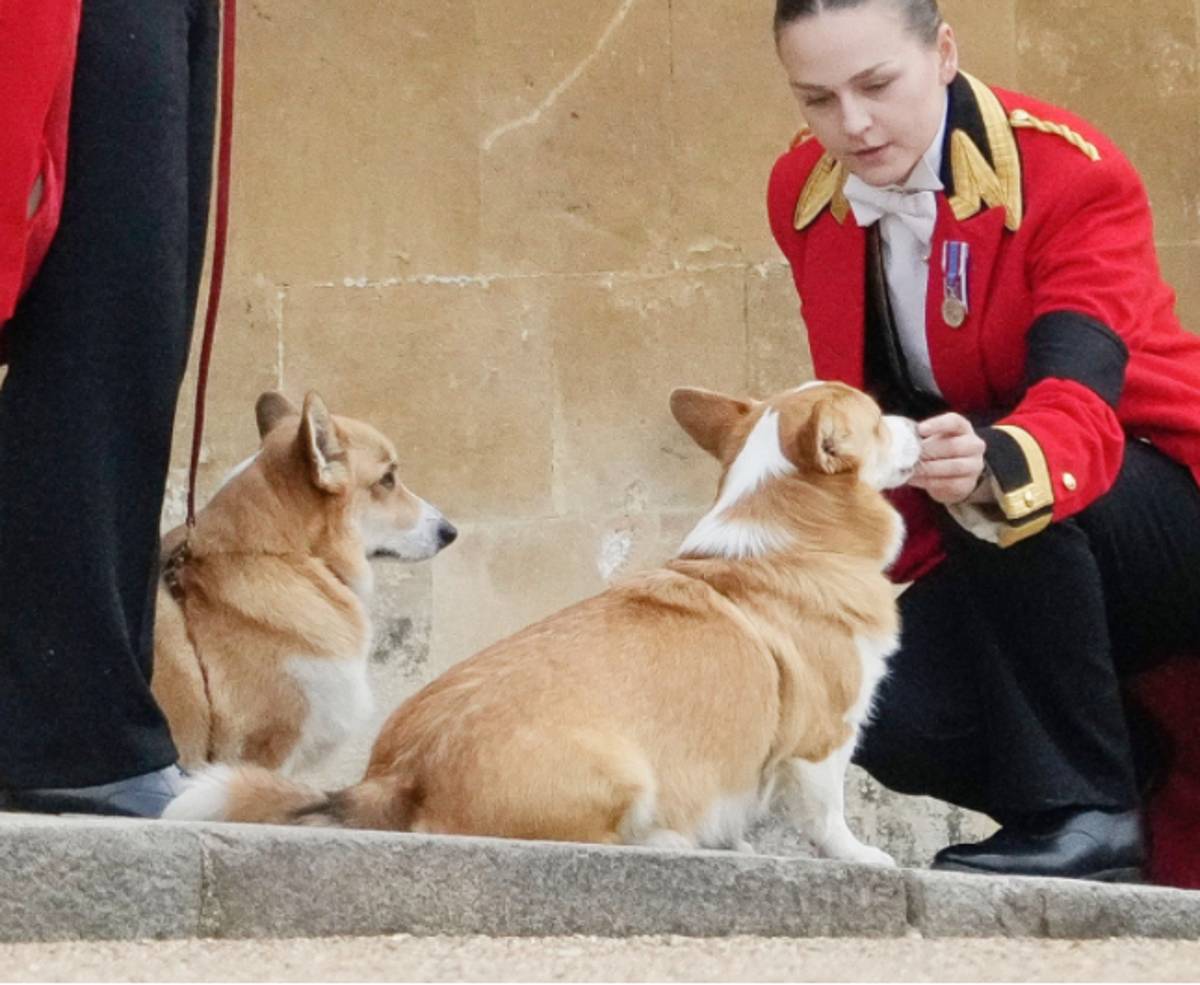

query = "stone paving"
[
  {"left": 6, "top": 934, "right": 1200, "bottom": 982},
  {"left": 3, "top": 813, "right": 1199, "bottom": 945}
]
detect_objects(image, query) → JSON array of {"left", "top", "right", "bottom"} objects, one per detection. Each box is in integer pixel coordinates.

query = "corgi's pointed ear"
[
  {"left": 670, "top": 387, "right": 755, "bottom": 460},
  {"left": 809, "top": 398, "right": 857, "bottom": 475},
  {"left": 299, "top": 392, "right": 349, "bottom": 494},
  {"left": 255, "top": 391, "right": 299, "bottom": 438}
]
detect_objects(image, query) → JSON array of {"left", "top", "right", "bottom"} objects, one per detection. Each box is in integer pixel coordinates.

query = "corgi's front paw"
[
  {"left": 842, "top": 843, "right": 896, "bottom": 867},
  {"left": 819, "top": 835, "right": 896, "bottom": 867}
]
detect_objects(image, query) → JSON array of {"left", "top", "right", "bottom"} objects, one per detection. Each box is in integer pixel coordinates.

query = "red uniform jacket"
[
  {"left": 768, "top": 72, "right": 1200, "bottom": 583},
  {"left": 0, "top": 0, "right": 81, "bottom": 338}
]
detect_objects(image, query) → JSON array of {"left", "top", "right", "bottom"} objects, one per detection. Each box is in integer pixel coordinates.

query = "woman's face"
[{"left": 776, "top": 2, "right": 958, "bottom": 187}]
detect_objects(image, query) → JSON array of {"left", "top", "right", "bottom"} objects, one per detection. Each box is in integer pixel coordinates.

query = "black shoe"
[
  {"left": 0, "top": 765, "right": 188, "bottom": 819},
  {"left": 931, "top": 808, "right": 1144, "bottom": 882}
]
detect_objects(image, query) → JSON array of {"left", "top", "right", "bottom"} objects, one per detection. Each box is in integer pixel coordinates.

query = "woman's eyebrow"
[{"left": 791, "top": 62, "right": 892, "bottom": 92}]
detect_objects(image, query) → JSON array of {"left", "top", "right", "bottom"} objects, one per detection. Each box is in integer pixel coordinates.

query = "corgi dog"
[
  {"left": 167, "top": 382, "right": 919, "bottom": 865},
  {"left": 152, "top": 391, "right": 457, "bottom": 773}
]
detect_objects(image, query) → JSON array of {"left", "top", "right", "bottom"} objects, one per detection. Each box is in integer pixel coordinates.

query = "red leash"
[{"left": 186, "top": 0, "right": 237, "bottom": 529}]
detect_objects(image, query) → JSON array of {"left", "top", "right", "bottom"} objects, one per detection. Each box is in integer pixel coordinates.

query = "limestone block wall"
[{"left": 150, "top": 0, "right": 1200, "bottom": 863}]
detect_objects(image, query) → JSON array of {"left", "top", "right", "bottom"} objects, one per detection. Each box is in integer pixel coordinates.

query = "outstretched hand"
[{"left": 910, "top": 413, "right": 986, "bottom": 504}]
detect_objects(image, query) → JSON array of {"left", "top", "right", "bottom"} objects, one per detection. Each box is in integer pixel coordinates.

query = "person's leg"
[
  {"left": 943, "top": 441, "right": 1200, "bottom": 820},
  {"left": 942, "top": 519, "right": 1139, "bottom": 822},
  {"left": 852, "top": 563, "right": 996, "bottom": 817},
  {"left": 917, "top": 442, "right": 1200, "bottom": 878},
  {"left": 857, "top": 488, "right": 1146, "bottom": 878},
  {"left": 1074, "top": 441, "right": 1200, "bottom": 674},
  {"left": 0, "top": 0, "right": 218, "bottom": 794},
  {"left": 1074, "top": 440, "right": 1200, "bottom": 810}
]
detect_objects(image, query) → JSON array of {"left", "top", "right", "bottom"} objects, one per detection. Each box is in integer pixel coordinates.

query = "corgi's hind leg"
[
  {"left": 640, "top": 829, "right": 695, "bottom": 851},
  {"left": 616, "top": 786, "right": 695, "bottom": 851},
  {"left": 787, "top": 738, "right": 895, "bottom": 867},
  {"left": 511, "top": 732, "right": 690, "bottom": 848}
]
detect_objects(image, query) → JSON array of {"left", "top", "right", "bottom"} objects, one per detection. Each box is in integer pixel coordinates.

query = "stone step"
[{"left": 2, "top": 813, "right": 1198, "bottom": 944}]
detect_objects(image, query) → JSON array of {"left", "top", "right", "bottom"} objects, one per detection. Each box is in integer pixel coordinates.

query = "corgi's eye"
[{"left": 379, "top": 471, "right": 396, "bottom": 490}]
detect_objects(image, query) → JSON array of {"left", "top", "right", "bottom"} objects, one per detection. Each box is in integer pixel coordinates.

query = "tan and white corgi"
[
  {"left": 167, "top": 382, "right": 919, "bottom": 865},
  {"left": 152, "top": 390, "right": 456, "bottom": 773}
]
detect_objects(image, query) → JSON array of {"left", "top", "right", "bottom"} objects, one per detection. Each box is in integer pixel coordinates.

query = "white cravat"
[
  {"left": 843, "top": 101, "right": 949, "bottom": 397},
  {"left": 842, "top": 183, "right": 938, "bottom": 245}
]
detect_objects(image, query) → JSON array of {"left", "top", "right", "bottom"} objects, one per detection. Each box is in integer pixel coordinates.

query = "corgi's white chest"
[
  {"left": 283, "top": 655, "right": 373, "bottom": 772},
  {"left": 850, "top": 633, "right": 898, "bottom": 727}
]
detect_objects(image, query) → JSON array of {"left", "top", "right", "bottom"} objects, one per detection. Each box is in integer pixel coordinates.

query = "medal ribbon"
[{"left": 942, "top": 240, "right": 970, "bottom": 313}]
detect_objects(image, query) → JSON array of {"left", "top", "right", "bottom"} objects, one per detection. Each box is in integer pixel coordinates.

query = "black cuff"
[{"left": 975, "top": 424, "right": 1055, "bottom": 545}]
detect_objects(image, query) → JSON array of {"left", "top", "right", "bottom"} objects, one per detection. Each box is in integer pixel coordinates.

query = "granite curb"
[{"left": 1, "top": 815, "right": 1197, "bottom": 944}]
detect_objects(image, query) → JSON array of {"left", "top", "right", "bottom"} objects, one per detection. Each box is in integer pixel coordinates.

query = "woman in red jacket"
[
  {"left": 0, "top": 0, "right": 218, "bottom": 816},
  {"left": 768, "top": 0, "right": 1200, "bottom": 881}
]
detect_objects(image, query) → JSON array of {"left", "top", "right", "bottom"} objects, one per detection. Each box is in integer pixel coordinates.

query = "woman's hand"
[{"left": 910, "top": 413, "right": 987, "bottom": 504}]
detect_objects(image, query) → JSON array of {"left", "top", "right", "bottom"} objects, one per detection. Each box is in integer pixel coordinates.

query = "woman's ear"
[{"left": 936, "top": 23, "right": 958, "bottom": 85}]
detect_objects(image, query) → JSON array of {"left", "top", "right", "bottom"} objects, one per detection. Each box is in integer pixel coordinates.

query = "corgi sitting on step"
[
  {"left": 152, "top": 391, "right": 456, "bottom": 773},
  {"left": 167, "top": 382, "right": 919, "bottom": 865}
]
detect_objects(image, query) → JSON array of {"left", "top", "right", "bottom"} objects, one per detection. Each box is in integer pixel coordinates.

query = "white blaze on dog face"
[
  {"left": 337, "top": 421, "right": 458, "bottom": 563},
  {"left": 357, "top": 478, "right": 454, "bottom": 562},
  {"left": 867, "top": 416, "right": 922, "bottom": 490}
]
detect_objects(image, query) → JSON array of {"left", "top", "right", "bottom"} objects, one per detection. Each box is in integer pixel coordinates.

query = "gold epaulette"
[
  {"left": 789, "top": 127, "right": 814, "bottom": 150},
  {"left": 792, "top": 72, "right": 1024, "bottom": 232},
  {"left": 952, "top": 73, "right": 1023, "bottom": 232},
  {"left": 794, "top": 154, "right": 850, "bottom": 230},
  {"left": 1009, "top": 108, "right": 1101, "bottom": 162}
]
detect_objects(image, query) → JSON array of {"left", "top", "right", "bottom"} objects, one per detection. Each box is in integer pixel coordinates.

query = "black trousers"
[
  {"left": 0, "top": 0, "right": 218, "bottom": 788},
  {"left": 854, "top": 440, "right": 1200, "bottom": 827}
]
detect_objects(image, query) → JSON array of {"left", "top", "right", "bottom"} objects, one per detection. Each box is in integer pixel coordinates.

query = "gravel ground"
[{"left": 3, "top": 936, "right": 1200, "bottom": 982}]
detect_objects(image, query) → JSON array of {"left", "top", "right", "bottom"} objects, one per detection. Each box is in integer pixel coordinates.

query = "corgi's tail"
[{"left": 162, "top": 764, "right": 418, "bottom": 831}]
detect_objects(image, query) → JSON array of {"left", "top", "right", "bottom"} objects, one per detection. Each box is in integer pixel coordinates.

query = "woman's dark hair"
[{"left": 774, "top": 0, "right": 943, "bottom": 45}]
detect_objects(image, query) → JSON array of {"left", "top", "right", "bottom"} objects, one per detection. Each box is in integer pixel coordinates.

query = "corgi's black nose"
[{"left": 437, "top": 521, "right": 458, "bottom": 548}]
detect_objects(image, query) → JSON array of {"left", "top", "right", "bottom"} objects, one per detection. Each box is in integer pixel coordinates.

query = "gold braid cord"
[{"left": 1009, "top": 108, "right": 1102, "bottom": 162}]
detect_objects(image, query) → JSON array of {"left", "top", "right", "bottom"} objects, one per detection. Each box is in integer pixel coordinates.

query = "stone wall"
[{"left": 150, "top": 0, "right": 1200, "bottom": 863}]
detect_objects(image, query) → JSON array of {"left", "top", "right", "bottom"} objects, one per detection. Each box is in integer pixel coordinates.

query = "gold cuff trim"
[
  {"left": 1009, "top": 108, "right": 1101, "bottom": 162},
  {"left": 794, "top": 154, "right": 850, "bottom": 230},
  {"left": 991, "top": 424, "right": 1055, "bottom": 519},
  {"left": 947, "top": 501, "right": 1053, "bottom": 548},
  {"left": 996, "top": 510, "right": 1053, "bottom": 548}
]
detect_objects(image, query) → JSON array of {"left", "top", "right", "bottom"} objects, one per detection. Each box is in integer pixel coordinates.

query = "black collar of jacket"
[
  {"left": 793, "top": 71, "right": 1024, "bottom": 233},
  {"left": 940, "top": 72, "right": 991, "bottom": 193}
]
